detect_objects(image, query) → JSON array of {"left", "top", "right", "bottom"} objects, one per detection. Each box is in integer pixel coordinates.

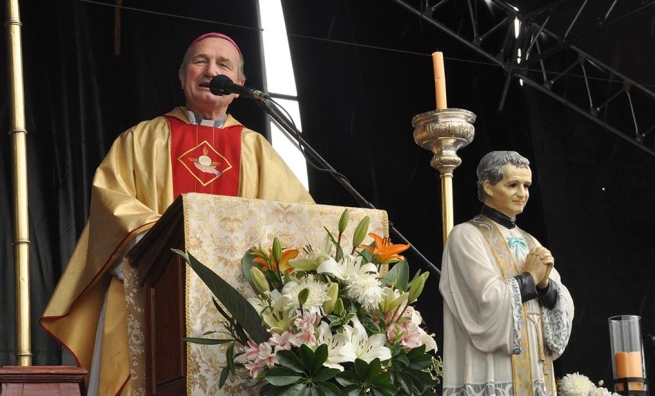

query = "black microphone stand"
[{"left": 256, "top": 97, "right": 441, "bottom": 278}]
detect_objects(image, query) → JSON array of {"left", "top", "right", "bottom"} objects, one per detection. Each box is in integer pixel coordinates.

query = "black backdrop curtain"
[{"left": 1, "top": 0, "right": 654, "bottom": 387}]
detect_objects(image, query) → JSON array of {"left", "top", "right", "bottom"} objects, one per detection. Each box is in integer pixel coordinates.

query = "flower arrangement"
[
  {"left": 557, "top": 372, "right": 620, "bottom": 396},
  {"left": 175, "top": 209, "right": 442, "bottom": 395}
]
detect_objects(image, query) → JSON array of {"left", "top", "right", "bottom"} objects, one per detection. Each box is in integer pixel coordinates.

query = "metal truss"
[{"left": 391, "top": 0, "right": 655, "bottom": 156}]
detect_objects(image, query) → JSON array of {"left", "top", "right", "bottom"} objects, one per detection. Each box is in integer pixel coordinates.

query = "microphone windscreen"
[{"left": 208, "top": 75, "right": 234, "bottom": 96}]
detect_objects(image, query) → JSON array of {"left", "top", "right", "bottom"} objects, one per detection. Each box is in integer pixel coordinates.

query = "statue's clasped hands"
[{"left": 524, "top": 246, "right": 554, "bottom": 289}]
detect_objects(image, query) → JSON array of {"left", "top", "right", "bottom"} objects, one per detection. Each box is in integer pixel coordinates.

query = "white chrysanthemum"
[
  {"left": 281, "top": 275, "right": 331, "bottom": 314},
  {"left": 589, "top": 387, "right": 620, "bottom": 396},
  {"left": 559, "top": 373, "right": 596, "bottom": 396},
  {"left": 346, "top": 273, "right": 383, "bottom": 310}
]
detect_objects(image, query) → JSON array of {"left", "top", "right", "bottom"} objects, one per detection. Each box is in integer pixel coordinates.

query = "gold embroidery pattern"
[{"left": 177, "top": 140, "right": 233, "bottom": 187}]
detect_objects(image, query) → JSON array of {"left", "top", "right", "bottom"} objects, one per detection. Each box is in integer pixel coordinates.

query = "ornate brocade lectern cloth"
[{"left": 124, "top": 193, "right": 389, "bottom": 395}]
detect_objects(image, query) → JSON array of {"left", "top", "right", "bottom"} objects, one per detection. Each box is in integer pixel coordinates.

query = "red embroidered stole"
[{"left": 167, "top": 116, "right": 242, "bottom": 198}]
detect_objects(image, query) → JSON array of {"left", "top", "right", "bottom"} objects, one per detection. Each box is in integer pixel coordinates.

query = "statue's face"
[{"left": 483, "top": 164, "right": 532, "bottom": 218}]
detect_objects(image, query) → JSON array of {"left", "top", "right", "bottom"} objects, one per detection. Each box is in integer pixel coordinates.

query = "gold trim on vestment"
[{"left": 469, "top": 215, "right": 542, "bottom": 396}]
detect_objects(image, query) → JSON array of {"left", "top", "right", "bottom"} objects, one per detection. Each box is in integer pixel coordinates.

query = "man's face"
[
  {"left": 483, "top": 164, "right": 532, "bottom": 218},
  {"left": 178, "top": 37, "right": 244, "bottom": 116}
]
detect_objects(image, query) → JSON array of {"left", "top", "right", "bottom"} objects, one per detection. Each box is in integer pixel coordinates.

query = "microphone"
[{"left": 203, "top": 75, "right": 269, "bottom": 100}]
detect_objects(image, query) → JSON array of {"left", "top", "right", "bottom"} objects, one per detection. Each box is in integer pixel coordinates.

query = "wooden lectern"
[
  {"left": 125, "top": 193, "right": 389, "bottom": 395},
  {"left": 126, "top": 196, "right": 187, "bottom": 395}
]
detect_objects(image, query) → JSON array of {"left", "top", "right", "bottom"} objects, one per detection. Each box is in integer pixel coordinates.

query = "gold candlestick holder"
[{"left": 412, "top": 108, "right": 476, "bottom": 245}]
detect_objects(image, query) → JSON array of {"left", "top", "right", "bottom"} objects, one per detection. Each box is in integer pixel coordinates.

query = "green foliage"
[
  {"left": 380, "top": 260, "right": 410, "bottom": 292},
  {"left": 173, "top": 249, "right": 269, "bottom": 344},
  {"left": 387, "top": 344, "right": 441, "bottom": 396},
  {"left": 335, "top": 358, "right": 396, "bottom": 396},
  {"left": 260, "top": 344, "right": 341, "bottom": 396}
]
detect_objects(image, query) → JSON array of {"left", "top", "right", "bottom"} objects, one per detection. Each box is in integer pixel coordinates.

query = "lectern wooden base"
[{"left": 0, "top": 366, "right": 87, "bottom": 395}]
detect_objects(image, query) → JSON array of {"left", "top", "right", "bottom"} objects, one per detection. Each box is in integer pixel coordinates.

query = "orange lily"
[
  {"left": 360, "top": 233, "right": 410, "bottom": 264},
  {"left": 253, "top": 248, "right": 300, "bottom": 274}
]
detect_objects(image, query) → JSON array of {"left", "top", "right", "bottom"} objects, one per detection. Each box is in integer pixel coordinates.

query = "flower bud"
[
  {"left": 408, "top": 272, "right": 429, "bottom": 303},
  {"left": 338, "top": 209, "right": 350, "bottom": 234},
  {"left": 250, "top": 267, "right": 270, "bottom": 293},
  {"left": 378, "top": 288, "right": 408, "bottom": 314},
  {"left": 272, "top": 237, "right": 282, "bottom": 265},
  {"left": 352, "top": 216, "right": 370, "bottom": 248},
  {"left": 333, "top": 298, "right": 345, "bottom": 316},
  {"left": 323, "top": 283, "right": 339, "bottom": 315}
]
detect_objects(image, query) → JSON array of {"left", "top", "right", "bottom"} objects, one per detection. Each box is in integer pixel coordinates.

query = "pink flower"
[
  {"left": 385, "top": 308, "right": 423, "bottom": 350},
  {"left": 270, "top": 331, "right": 293, "bottom": 352},
  {"left": 239, "top": 338, "right": 279, "bottom": 378},
  {"left": 258, "top": 342, "right": 278, "bottom": 368},
  {"left": 291, "top": 312, "right": 320, "bottom": 347},
  {"left": 243, "top": 339, "right": 261, "bottom": 362}
]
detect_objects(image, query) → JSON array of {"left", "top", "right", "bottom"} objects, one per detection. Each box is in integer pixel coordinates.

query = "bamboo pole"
[{"left": 6, "top": 0, "right": 32, "bottom": 366}]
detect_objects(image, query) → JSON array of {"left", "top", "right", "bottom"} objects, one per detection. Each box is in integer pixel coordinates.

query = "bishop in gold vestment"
[{"left": 41, "top": 32, "right": 313, "bottom": 395}]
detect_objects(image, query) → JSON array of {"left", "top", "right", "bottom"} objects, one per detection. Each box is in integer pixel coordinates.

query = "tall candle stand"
[{"left": 412, "top": 108, "right": 476, "bottom": 245}]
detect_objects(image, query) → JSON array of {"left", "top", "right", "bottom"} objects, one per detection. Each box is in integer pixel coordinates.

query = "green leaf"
[
  {"left": 172, "top": 249, "right": 269, "bottom": 344},
  {"left": 276, "top": 349, "right": 305, "bottom": 373},
  {"left": 324, "top": 227, "right": 344, "bottom": 261},
  {"left": 313, "top": 367, "right": 340, "bottom": 382},
  {"left": 405, "top": 344, "right": 426, "bottom": 359},
  {"left": 298, "top": 288, "right": 310, "bottom": 307},
  {"left": 393, "top": 352, "right": 410, "bottom": 367},
  {"left": 353, "top": 358, "right": 369, "bottom": 378},
  {"left": 342, "top": 385, "right": 362, "bottom": 396},
  {"left": 334, "top": 371, "right": 358, "bottom": 387},
  {"left": 265, "top": 367, "right": 304, "bottom": 386},
  {"left": 357, "top": 246, "right": 374, "bottom": 263},
  {"left": 219, "top": 366, "right": 230, "bottom": 388},
  {"left": 260, "top": 384, "right": 290, "bottom": 396},
  {"left": 310, "top": 344, "right": 329, "bottom": 372},
  {"left": 407, "top": 271, "right": 429, "bottom": 302},
  {"left": 317, "top": 382, "right": 341, "bottom": 396},
  {"left": 396, "top": 372, "right": 412, "bottom": 394},
  {"left": 381, "top": 260, "right": 409, "bottom": 291},
  {"left": 285, "top": 383, "right": 313, "bottom": 396}
]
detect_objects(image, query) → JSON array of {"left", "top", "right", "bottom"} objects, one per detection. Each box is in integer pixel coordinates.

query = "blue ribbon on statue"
[{"left": 506, "top": 236, "right": 528, "bottom": 263}]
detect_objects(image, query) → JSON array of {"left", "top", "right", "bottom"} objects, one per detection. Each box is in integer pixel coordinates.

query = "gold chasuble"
[
  {"left": 40, "top": 107, "right": 313, "bottom": 396},
  {"left": 469, "top": 215, "right": 556, "bottom": 396}
]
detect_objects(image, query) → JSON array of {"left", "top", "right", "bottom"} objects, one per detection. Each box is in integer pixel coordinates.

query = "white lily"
[
  {"left": 289, "top": 235, "right": 334, "bottom": 272},
  {"left": 378, "top": 287, "right": 409, "bottom": 314},
  {"left": 317, "top": 254, "right": 378, "bottom": 282},
  {"left": 315, "top": 322, "right": 354, "bottom": 371},
  {"left": 339, "top": 317, "right": 391, "bottom": 364},
  {"left": 248, "top": 290, "right": 296, "bottom": 334}
]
